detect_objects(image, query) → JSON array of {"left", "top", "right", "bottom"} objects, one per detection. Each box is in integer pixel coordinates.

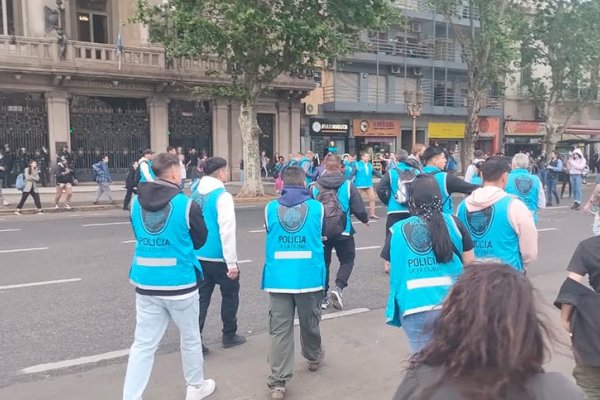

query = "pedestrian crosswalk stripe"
[{"left": 537, "top": 228, "right": 558, "bottom": 232}]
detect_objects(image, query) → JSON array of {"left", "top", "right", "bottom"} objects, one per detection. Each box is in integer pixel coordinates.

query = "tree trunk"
[
  {"left": 544, "top": 103, "right": 559, "bottom": 153},
  {"left": 237, "top": 100, "right": 265, "bottom": 198},
  {"left": 462, "top": 88, "right": 481, "bottom": 172}
]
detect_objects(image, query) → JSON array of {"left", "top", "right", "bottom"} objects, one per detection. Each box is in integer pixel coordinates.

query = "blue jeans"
[
  {"left": 570, "top": 174, "right": 583, "bottom": 203},
  {"left": 123, "top": 293, "right": 205, "bottom": 400},
  {"left": 546, "top": 177, "right": 559, "bottom": 205},
  {"left": 401, "top": 310, "right": 441, "bottom": 353}
]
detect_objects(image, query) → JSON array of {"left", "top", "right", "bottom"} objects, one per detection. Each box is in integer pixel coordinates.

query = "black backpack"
[{"left": 313, "top": 182, "right": 347, "bottom": 239}]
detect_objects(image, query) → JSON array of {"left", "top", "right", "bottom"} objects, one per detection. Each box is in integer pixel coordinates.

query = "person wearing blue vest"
[
  {"left": 310, "top": 154, "right": 369, "bottom": 311},
  {"left": 342, "top": 153, "right": 356, "bottom": 180},
  {"left": 137, "top": 148, "right": 155, "bottom": 184},
  {"left": 421, "top": 146, "right": 478, "bottom": 214},
  {"left": 351, "top": 152, "right": 382, "bottom": 219},
  {"left": 262, "top": 165, "right": 326, "bottom": 400},
  {"left": 381, "top": 174, "right": 475, "bottom": 353},
  {"left": 192, "top": 157, "right": 245, "bottom": 354},
  {"left": 457, "top": 156, "right": 538, "bottom": 272},
  {"left": 506, "top": 153, "right": 546, "bottom": 224},
  {"left": 296, "top": 151, "right": 314, "bottom": 185},
  {"left": 123, "top": 152, "right": 215, "bottom": 400},
  {"left": 470, "top": 160, "right": 484, "bottom": 186}
]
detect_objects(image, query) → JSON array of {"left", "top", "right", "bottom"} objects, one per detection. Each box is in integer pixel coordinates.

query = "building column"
[
  {"left": 290, "top": 102, "right": 301, "bottom": 153},
  {"left": 46, "top": 91, "right": 70, "bottom": 166},
  {"left": 147, "top": 96, "right": 169, "bottom": 152},
  {"left": 212, "top": 99, "right": 230, "bottom": 159},
  {"left": 277, "top": 102, "right": 291, "bottom": 156}
]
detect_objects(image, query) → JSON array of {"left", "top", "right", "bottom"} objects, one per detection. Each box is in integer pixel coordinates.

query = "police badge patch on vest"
[
  {"left": 515, "top": 176, "right": 533, "bottom": 195},
  {"left": 466, "top": 207, "right": 495, "bottom": 238},
  {"left": 403, "top": 220, "right": 432, "bottom": 255},
  {"left": 141, "top": 204, "right": 172, "bottom": 234},
  {"left": 277, "top": 203, "right": 309, "bottom": 233}
]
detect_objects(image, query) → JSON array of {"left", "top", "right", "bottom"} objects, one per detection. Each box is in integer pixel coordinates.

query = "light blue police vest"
[
  {"left": 129, "top": 193, "right": 201, "bottom": 291},
  {"left": 423, "top": 166, "right": 452, "bottom": 214},
  {"left": 262, "top": 199, "right": 326, "bottom": 293},
  {"left": 457, "top": 195, "right": 523, "bottom": 271},
  {"left": 192, "top": 187, "right": 226, "bottom": 262},
  {"left": 506, "top": 168, "right": 540, "bottom": 224},
  {"left": 354, "top": 161, "right": 374, "bottom": 188},
  {"left": 387, "top": 163, "right": 420, "bottom": 214},
  {"left": 310, "top": 180, "right": 352, "bottom": 236},
  {"left": 299, "top": 157, "right": 313, "bottom": 185},
  {"left": 471, "top": 175, "right": 483, "bottom": 186},
  {"left": 343, "top": 160, "right": 355, "bottom": 180},
  {"left": 385, "top": 213, "right": 464, "bottom": 326},
  {"left": 138, "top": 160, "right": 156, "bottom": 183}
]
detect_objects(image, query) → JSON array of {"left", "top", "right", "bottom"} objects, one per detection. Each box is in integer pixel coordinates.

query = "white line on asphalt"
[
  {"left": 0, "top": 247, "right": 49, "bottom": 254},
  {"left": 0, "top": 278, "right": 81, "bottom": 291},
  {"left": 20, "top": 349, "right": 130, "bottom": 375},
  {"left": 238, "top": 259, "right": 253, "bottom": 264},
  {"left": 122, "top": 239, "right": 136, "bottom": 244},
  {"left": 249, "top": 229, "right": 266, "bottom": 233},
  {"left": 83, "top": 221, "right": 129, "bottom": 227},
  {"left": 544, "top": 206, "right": 569, "bottom": 210},
  {"left": 0, "top": 228, "right": 21, "bottom": 232},
  {"left": 332, "top": 245, "right": 380, "bottom": 254},
  {"left": 294, "top": 307, "right": 370, "bottom": 326},
  {"left": 538, "top": 228, "right": 558, "bottom": 232}
]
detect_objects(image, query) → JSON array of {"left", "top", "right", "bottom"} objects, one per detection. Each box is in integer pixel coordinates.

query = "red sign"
[{"left": 505, "top": 121, "right": 545, "bottom": 136}]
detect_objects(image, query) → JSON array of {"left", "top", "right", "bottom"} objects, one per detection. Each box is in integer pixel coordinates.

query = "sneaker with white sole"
[
  {"left": 270, "top": 386, "right": 286, "bottom": 400},
  {"left": 321, "top": 295, "right": 330, "bottom": 310},
  {"left": 185, "top": 379, "right": 216, "bottom": 400},
  {"left": 330, "top": 287, "right": 344, "bottom": 311},
  {"left": 14, "top": 211, "right": 22, "bottom": 216},
  {"left": 53, "top": 204, "right": 59, "bottom": 209},
  {"left": 64, "top": 204, "right": 72, "bottom": 209}
]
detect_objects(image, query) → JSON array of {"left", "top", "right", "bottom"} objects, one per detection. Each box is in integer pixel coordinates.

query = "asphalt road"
[{"left": 0, "top": 193, "right": 594, "bottom": 388}]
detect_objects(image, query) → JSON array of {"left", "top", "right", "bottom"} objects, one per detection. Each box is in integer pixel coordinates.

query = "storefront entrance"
[{"left": 311, "top": 137, "right": 347, "bottom": 158}]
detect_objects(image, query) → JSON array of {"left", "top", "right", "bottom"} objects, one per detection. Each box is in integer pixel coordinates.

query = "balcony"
[
  {"left": 359, "top": 37, "right": 462, "bottom": 63},
  {"left": 0, "top": 36, "right": 313, "bottom": 91},
  {"left": 393, "top": 0, "right": 480, "bottom": 25}
]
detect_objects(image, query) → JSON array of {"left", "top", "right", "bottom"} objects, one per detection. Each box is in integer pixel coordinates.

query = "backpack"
[
  {"left": 313, "top": 182, "right": 347, "bottom": 239},
  {"left": 394, "top": 168, "right": 417, "bottom": 205},
  {"left": 15, "top": 173, "right": 25, "bottom": 191}
]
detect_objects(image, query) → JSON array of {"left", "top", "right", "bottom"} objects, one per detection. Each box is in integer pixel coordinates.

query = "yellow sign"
[{"left": 428, "top": 123, "right": 465, "bottom": 139}]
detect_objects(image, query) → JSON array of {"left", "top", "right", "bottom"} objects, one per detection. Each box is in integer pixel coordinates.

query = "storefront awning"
[
  {"left": 505, "top": 121, "right": 545, "bottom": 136},
  {"left": 564, "top": 127, "right": 600, "bottom": 136}
]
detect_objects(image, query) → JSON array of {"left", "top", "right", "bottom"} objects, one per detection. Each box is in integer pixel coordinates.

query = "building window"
[
  {"left": 76, "top": 0, "right": 109, "bottom": 43},
  {"left": 0, "top": 0, "right": 15, "bottom": 36}
]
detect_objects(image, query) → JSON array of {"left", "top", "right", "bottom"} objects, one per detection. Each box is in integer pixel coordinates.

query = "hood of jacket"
[
  {"left": 197, "top": 175, "right": 225, "bottom": 195},
  {"left": 573, "top": 148, "right": 584, "bottom": 157},
  {"left": 278, "top": 186, "right": 312, "bottom": 207},
  {"left": 137, "top": 179, "right": 181, "bottom": 211},
  {"left": 463, "top": 186, "right": 511, "bottom": 212},
  {"left": 316, "top": 171, "right": 346, "bottom": 190}
]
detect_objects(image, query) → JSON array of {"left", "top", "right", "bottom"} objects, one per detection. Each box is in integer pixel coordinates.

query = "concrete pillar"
[
  {"left": 277, "top": 102, "right": 291, "bottom": 156},
  {"left": 46, "top": 91, "right": 70, "bottom": 166},
  {"left": 212, "top": 99, "right": 230, "bottom": 159},
  {"left": 230, "top": 102, "right": 243, "bottom": 180},
  {"left": 147, "top": 96, "right": 169, "bottom": 152},
  {"left": 291, "top": 103, "right": 301, "bottom": 153}
]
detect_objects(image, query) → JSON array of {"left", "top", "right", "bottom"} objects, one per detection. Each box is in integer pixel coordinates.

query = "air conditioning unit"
[
  {"left": 390, "top": 65, "right": 403, "bottom": 75},
  {"left": 412, "top": 67, "right": 423, "bottom": 76},
  {"left": 304, "top": 102, "right": 318, "bottom": 115},
  {"left": 411, "top": 23, "right": 422, "bottom": 33}
]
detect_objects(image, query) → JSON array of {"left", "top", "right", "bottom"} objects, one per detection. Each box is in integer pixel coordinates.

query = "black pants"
[
  {"left": 123, "top": 187, "right": 137, "bottom": 210},
  {"left": 16, "top": 189, "right": 41, "bottom": 210},
  {"left": 561, "top": 177, "right": 572, "bottom": 198},
  {"left": 324, "top": 235, "right": 355, "bottom": 293},
  {"left": 385, "top": 213, "right": 411, "bottom": 239},
  {"left": 197, "top": 260, "right": 240, "bottom": 337}
]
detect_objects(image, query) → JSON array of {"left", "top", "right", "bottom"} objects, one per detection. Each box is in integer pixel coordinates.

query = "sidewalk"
[{"left": 0, "top": 308, "right": 576, "bottom": 400}]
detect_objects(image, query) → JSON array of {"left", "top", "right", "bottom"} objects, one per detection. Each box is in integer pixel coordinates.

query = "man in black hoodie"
[{"left": 311, "top": 155, "right": 370, "bottom": 311}]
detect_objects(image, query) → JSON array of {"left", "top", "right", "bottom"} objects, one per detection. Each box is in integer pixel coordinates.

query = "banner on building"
[
  {"left": 505, "top": 121, "right": 545, "bottom": 136},
  {"left": 352, "top": 119, "right": 400, "bottom": 137},
  {"left": 310, "top": 118, "right": 350, "bottom": 135}
]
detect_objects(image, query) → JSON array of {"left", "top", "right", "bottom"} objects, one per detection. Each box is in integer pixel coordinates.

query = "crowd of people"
[{"left": 119, "top": 142, "right": 599, "bottom": 400}]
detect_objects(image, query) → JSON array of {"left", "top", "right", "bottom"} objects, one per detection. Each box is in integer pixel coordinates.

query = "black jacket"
[
  {"left": 314, "top": 172, "right": 369, "bottom": 235},
  {"left": 55, "top": 162, "right": 74, "bottom": 184},
  {"left": 125, "top": 166, "right": 138, "bottom": 189},
  {"left": 376, "top": 159, "right": 421, "bottom": 206},
  {"left": 554, "top": 278, "right": 600, "bottom": 367}
]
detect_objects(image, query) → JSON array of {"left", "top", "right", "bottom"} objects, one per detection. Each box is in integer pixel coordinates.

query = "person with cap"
[
  {"left": 457, "top": 156, "right": 538, "bottom": 272},
  {"left": 351, "top": 152, "right": 383, "bottom": 219},
  {"left": 421, "top": 146, "right": 478, "bottom": 214},
  {"left": 123, "top": 152, "right": 215, "bottom": 400},
  {"left": 262, "top": 165, "right": 326, "bottom": 400},
  {"left": 191, "top": 157, "right": 245, "bottom": 353},
  {"left": 381, "top": 174, "right": 475, "bottom": 353},
  {"left": 506, "top": 153, "right": 546, "bottom": 224},
  {"left": 137, "top": 149, "right": 155, "bottom": 184}
]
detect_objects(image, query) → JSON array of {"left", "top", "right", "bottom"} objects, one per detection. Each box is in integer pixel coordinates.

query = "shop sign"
[
  {"left": 505, "top": 121, "right": 545, "bottom": 136},
  {"left": 364, "top": 137, "right": 395, "bottom": 144},
  {"left": 310, "top": 118, "right": 350, "bottom": 135},
  {"left": 428, "top": 122, "right": 465, "bottom": 139},
  {"left": 478, "top": 117, "right": 499, "bottom": 138},
  {"left": 352, "top": 119, "right": 400, "bottom": 137}
]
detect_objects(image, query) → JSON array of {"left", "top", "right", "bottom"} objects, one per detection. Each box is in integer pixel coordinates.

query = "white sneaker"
[
  {"left": 186, "top": 379, "right": 216, "bottom": 400},
  {"left": 14, "top": 211, "right": 22, "bottom": 216},
  {"left": 54, "top": 204, "right": 59, "bottom": 209},
  {"left": 2, "top": 201, "right": 9, "bottom": 206},
  {"left": 64, "top": 204, "right": 72, "bottom": 209}
]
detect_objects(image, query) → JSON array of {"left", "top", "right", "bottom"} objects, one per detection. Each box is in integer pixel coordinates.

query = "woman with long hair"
[
  {"left": 15, "top": 160, "right": 43, "bottom": 215},
  {"left": 382, "top": 174, "right": 475, "bottom": 352},
  {"left": 394, "top": 263, "right": 585, "bottom": 400}
]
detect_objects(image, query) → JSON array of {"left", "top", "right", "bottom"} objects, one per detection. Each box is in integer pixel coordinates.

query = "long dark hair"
[
  {"left": 27, "top": 160, "right": 37, "bottom": 175},
  {"left": 408, "top": 174, "right": 454, "bottom": 263},
  {"left": 414, "top": 263, "right": 551, "bottom": 400}
]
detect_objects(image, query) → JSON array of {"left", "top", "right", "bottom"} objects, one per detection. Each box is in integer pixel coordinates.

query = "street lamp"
[{"left": 404, "top": 89, "right": 424, "bottom": 148}]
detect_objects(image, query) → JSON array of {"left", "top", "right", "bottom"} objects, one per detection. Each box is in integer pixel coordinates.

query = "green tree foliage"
[{"left": 134, "top": 0, "right": 399, "bottom": 197}]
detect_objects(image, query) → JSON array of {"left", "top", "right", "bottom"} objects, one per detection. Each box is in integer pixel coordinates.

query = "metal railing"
[
  {"left": 359, "top": 37, "right": 461, "bottom": 63},
  {"left": 393, "top": 0, "right": 479, "bottom": 19}
]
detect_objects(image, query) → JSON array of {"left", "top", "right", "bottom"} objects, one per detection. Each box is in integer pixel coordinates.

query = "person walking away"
[
  {"left": 570, "top": 149, "right": 587, "bottom": 210},
  {"left": 422, "top": 146, "right": 478, "bottom": 214},
  {"left": 192, "top": 157, "right": 245, "bottom": 354},
  {"left": 546, "top": 151, "right": 563, "bottom": 206},
  {"left": 92, "top": 155, "right": 115, "bottom": 205},
  {"left": 296, "top": 151, "right": 314, "bottom": 185},
  {"left": 310, "top": 155, "right": 369, "bottom": 310},
  {"left": 446, "top": 150, "right": 458, "bottom": 174},
  {"left": 53, "top": 157, "right": 74, "bottom": 209},
  {"left": 556, "top": 236, "right": 600, "bottom": 399},
  {"left": 394, "top": 262, "right": 585, "bottom": 400},
  {"left": 123, "top": 153, "right": 215, "bottom": 400},
  {"left": 538, "top": 153, "right": 547, "bottom": 189},
  {"left": 381, "top": 174, "right": 474, "bottom": 353},
  {"left": 0, "top": 151, "right": 9, "bottom": 206},
  {"left": 274, "top": 156, "right": 285, "bottom": 194},
  {"left": 15, "top": 160, "right": 43, "bottom": 215},
  {"left": 457, "top": 156, "right": 538, "bottom": 272},
  {"left": 123, "top": 161, "right": 139, "bottom": 211},
  {"left": 137, "top": 149, "right": 155, "bottom": 184},
  {"left": 506, "top": 153, "right": 546, "bottom": 224},
  {"left": 262, "top": 166, "right": 326, "bottom": 400},
  {"left": 351, "top": 152, "right": 382, "bottom": 219},
  {"left": 464, "top": 149, "right": 486, "bottom": 183}
]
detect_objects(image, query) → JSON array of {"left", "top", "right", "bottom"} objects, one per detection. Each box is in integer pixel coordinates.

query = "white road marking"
[
  {"left": 0, "top": 228, "right": 21, "bottom": 232},
  {"left": 238, "top": 259, "right": 253, "bottom": 264},
  {"left": 0, "top": 278, "right": 81, "bottom": 291},
  {"left": 538, "top": 228, "right": 558, "bottom": 232},
  {"left": 0, "top": 247, "right": 49, "bottom": 254},
  {"left": 83, "top": 221, "right": 129, "bottom": 227},
  {"left": 295, "top": 307, "right": 370, "bottom": 325},
  {"left": 20, "top": 349, "right": 130, "bottom": 375},
  {"left": 122, "top": 240, "right": 136, "bottom": 244},
  {"left": 543, "top": 206, "right": 569, "bottom": 210},
  {"left": 249, "top": 229, "right": 266, "bottom": 233},
  {"left": 332, "top": 245, "right": 380, "bottom": 254}
]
